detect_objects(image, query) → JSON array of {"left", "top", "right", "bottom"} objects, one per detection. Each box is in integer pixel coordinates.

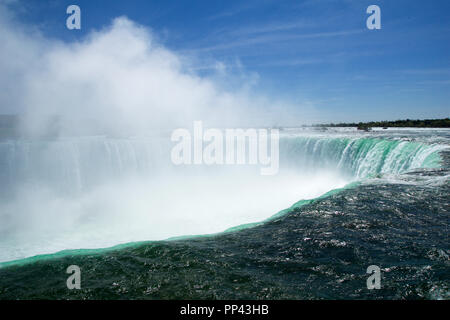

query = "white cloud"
[{"left": 0, "top": 4, "right": 317, "bottom": 136}]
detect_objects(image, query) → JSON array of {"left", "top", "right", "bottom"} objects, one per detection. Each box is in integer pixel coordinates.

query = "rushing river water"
[{"left": 0, "top": 127, "right": 449, "bottom": 299}]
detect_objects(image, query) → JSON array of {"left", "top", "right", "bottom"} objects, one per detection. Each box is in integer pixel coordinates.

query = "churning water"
[{"left": 0, "top": 128, "right": 449, "bottom": 299}]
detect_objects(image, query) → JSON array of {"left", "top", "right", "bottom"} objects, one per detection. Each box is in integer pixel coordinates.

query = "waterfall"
[
  {"left": 0, "top": 135, "right": 446, "bottom": 196},
  {"left": 0, "top": 133, "right": 447, "bottom": 263}
]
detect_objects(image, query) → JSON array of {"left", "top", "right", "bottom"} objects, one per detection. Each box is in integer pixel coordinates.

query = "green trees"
[{"left": 314, "top": 118, "right": 450, "bottom": 128}]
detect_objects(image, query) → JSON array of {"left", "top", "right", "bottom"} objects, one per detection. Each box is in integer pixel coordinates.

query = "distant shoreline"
[
  {"left": 312, "top": 118, "right": 450, "bottom": 129},
  {"left": 0, "top": 115, "right": 449, "bottom": 139}
]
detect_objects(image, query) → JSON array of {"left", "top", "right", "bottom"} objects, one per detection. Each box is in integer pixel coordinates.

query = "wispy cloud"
[
  {"left": 255, "top": 58, "right": 324, "bottom": 67},
  {"left": 400, "top": 68, "right": 450, "bottom": 75},
  {"left": 207, "top": 0, "right": 269, "bottom": 21},
  {"left": 417, "top": 80, "right": 450, "bottom": 85},
  {"left": 228, "top": 20, "right": 315, "bottom": 36},
  {"left": 184, "top": 29, "right": 364, "bottom": 53}
]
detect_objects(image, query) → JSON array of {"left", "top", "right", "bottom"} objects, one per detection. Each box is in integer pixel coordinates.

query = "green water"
[{"left": 0, "top": 131, "right": 449, "bottom": 299}]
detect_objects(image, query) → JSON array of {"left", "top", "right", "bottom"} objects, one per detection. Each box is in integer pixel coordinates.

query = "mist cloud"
[{"left": 0, "top": 3, "right": 316, "bottom": 137}]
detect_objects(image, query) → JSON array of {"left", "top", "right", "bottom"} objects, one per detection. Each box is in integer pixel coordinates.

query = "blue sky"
[{"left": 3, "top": 0, "right": 450, "bottom": 123}]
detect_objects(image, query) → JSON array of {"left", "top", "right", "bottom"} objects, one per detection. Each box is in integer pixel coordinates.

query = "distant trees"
[{"left": 314, "top": 118, "right": 450, "bottom": 128}]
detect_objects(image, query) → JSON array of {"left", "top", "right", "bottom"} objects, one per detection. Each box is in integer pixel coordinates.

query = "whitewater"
[{"left": 0, "top": 127, "right": 449, "bottom": 265}]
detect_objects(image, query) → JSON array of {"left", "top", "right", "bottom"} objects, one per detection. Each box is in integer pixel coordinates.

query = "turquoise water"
[{"left": 0, "top": 128, "right": 449, "bottom": 299}]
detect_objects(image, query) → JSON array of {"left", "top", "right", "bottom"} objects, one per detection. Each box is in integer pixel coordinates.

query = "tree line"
[{"left": 313, "top": 118, "right": 450, "bottom": 129}]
